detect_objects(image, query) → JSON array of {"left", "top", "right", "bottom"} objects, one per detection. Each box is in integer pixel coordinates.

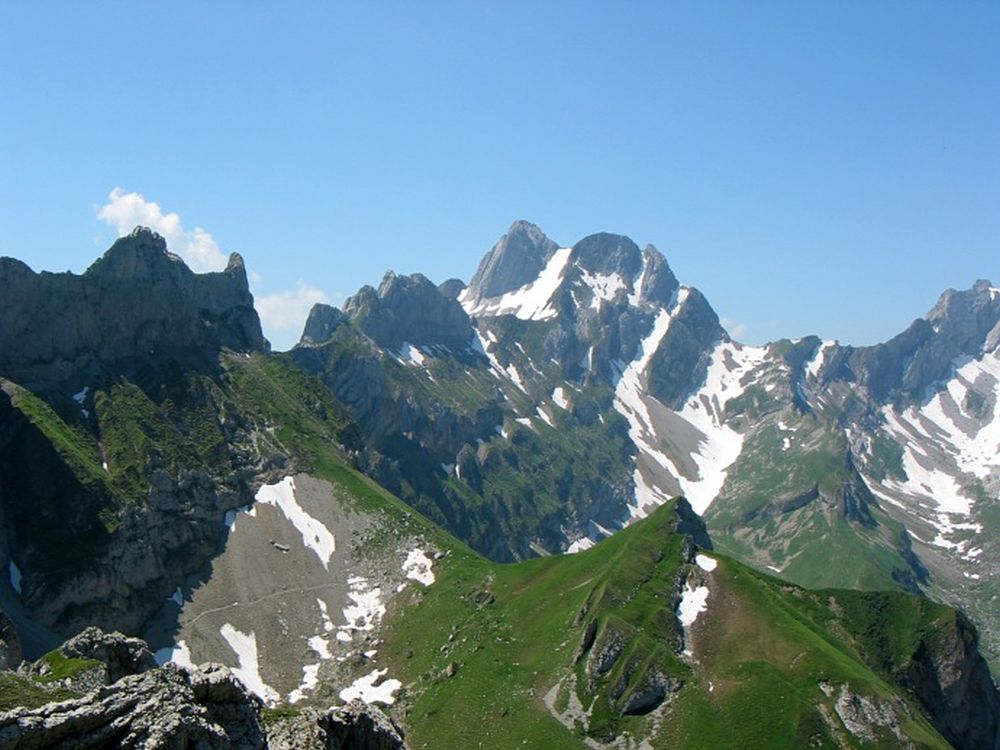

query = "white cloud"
[
  {"left": 97, "top": 187, "right": 228, "bottom": 272},
  {"left": 721, "top": 316, "right": 748, "bottom": 341},
  {"left": 255, "top": 281, "right": 329, "bottom": 349}
]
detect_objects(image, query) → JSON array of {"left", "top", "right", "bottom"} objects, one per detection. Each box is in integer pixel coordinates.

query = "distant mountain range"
[{"left": 0, "top": 224, "right": 998, "bottom": 748}]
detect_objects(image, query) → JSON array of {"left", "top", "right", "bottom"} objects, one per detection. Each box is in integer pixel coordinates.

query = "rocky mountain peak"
[
  {"left": 343, "top": 270, "right": 472, "bottom": 352},
  {"left": 0, "top": 228, "right": 267, "bottom": 393},
  {"left": 299, "top": 303, "right": 348, "bottom": 346},
  {"left": 464, "top": 220, "right": 560, "bottom": 301},
  {"left": 572, "top": 232, "right": 643, "bottom": 278}
]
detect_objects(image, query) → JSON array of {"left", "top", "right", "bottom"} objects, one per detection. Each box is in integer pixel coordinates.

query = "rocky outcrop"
[
  {"left": 0, "top": 633, "right": 407, "bottom": 750},
  {"left": 268, "top": 701, "right": 406, "bottom": 750},
  {"left": 344, "top": 272, "right": 474, "bottom": 354},
  {"left": 300, "top": 304, "right": 348, "bottom": 346},
  {"left": 56, "top": 627, "right": 156, "bottom": 683},
  {"left": 0, "top": 227, "right": 267, "bottom": 395},
  {"left": 827, "top": 279, "right": 1000, "bottom": 406},
  {"left": 0, "top": 662, "right": 266, "bottom": 749}
]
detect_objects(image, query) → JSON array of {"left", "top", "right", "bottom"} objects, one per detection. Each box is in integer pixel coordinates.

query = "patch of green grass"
[
  {"left": 36, "top": 649, "right": 104, "bottom": 682},
  {"left": 0, "top": 672, "right": 78, "bottom": 711}
]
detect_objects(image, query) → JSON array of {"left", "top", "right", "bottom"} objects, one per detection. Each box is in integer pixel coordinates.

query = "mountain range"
[{"left": 0, "top": 224, "right": 997, "bottom": 749}]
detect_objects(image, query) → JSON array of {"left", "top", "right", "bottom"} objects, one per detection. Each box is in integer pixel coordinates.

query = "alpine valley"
[{"left": 0, "top": 223, "right": 998, "bottom": 749}]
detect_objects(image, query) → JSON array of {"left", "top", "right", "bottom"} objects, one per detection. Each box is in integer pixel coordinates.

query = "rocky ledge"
[{"left": 0, "top": 628, "right": 407, "bottom": 749}]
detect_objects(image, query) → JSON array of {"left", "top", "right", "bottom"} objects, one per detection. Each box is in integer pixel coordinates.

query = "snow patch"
[
  {"left": 219, "top": 623, "right": 279, "bottom": 704},
  {"left": 402, "top": 548, "right": 435, "bottom": 586},
  {"left": 337, "top": 577, "right": 385, "bottom": 642},
  {"left": 695, "top": 554, "right": 717, "bottom": 572},
  {"left": 397, "top": 342, "right": 427, "bottom": 367},
  {"left": 339, "top": 668, "right": 402, "bottom": 705},
  {"left": 552, "top": 386, "right": 569, "bottom": 410},
  {"left": 153, "top": 640, "right": 194, "bottom": 670},
  {"left": 566, "top": 537, "right": 595, "bottom": 554},
  {"left": 255, "top": 477, "right": 336, "bottom": 568},
  {"left": 677, "top": 581, "right": 710, "bottom": 627},
  {"left": 579, "top": 269, "right": 626, "bottom": 309},
  {"left": 169, "top": 587, "right": 183, "bottom": 606},
  {"left": 805, "top": 341, "right": 835, "bottom": 379},
  {"left": 677, "top": 340, "right": 766, "bottom": 513}
]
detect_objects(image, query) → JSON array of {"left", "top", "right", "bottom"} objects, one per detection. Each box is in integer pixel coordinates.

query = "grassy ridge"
[{"left": 383, "top": 501, "right": 953, "bottom": 749}]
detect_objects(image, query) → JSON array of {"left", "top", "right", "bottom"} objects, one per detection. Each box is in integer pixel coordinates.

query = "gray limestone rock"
[
  {"left": 300, "top": 304, "right": 348, "bottom": 346},
  {"left": 0, "top": 227, "right": 267, "bottom": 395},
  {"left": 464, "top": 220, "right": 560, "bottom": 302},
  {"left": 344, "top": 272, "right": 472, "bottom": 353}
]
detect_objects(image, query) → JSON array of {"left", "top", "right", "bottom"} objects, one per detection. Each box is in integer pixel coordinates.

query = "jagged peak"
[{"left": 464, "top": 220, "right": 560, "bottom": 302}]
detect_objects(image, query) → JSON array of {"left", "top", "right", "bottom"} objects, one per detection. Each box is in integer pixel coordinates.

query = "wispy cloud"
[
  {"left": 97, "top": 187, "right": 228, "bottom": 272},
  {"left": 255, "top": 281, "right": 329, "bottom": 345},
  {"left": 95, "top": 188, "right": 327, "bottom": 349},
  {"left": 721, "top": 316, "right": 748, "bottom": 341}
]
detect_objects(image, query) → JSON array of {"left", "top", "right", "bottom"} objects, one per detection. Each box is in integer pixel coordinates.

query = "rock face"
[
  {"left": 0, "top": 663, "right": 266, "bottom": 749},
  {"left": 464, "top": 220, "right": 560, "bottom": 301},
  {"left": 343, "top": 271, "right": 474, "bottom": 353},
  {"left": 57, "top": 627, "right": 157, "bottom": 683},
  {"left": 0, "top": 226, "right": 267, "bottom": 394},
  {"left": 267, "top": 701, "right": 406, "bottom": 750},
  {"left": 0, "top": 628, "right": 407, "bottom": 750},
  {"left": 0, "top": 230, "right": 286, "bottom": 643},
  {"left": 899, "top": 611, "right": 1000, "bottom": 750}
]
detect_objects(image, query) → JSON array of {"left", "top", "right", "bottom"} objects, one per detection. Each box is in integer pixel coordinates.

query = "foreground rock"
[{"left": 0, "top": 664, "right": 406, "bottom": 749}]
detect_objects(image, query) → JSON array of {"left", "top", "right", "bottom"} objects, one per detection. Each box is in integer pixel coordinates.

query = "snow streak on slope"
[
  {"left": 461, "top": 247, "right": 573, "bottom": 320},
  {"left": 805, "top": 340, "right": 835, "bottom": 379},
  {"left": 871, "top": 349, "right": 1000, "bottom": 552},
  {"left": 678, "top": 341, "right": 767, "bottom": 513},
  {"left": 219, "top": 623, "right": 280, "bottom": 704},
  {"left": 255, "top": 477, "right": 336, "bottom": 568},
  {"left": 612, "top": 290, "right": 689, "bottom": 518}
]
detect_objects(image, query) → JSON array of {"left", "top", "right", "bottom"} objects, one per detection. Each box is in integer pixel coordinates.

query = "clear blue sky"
[{"left": 2, "top": 2, "right": 997, "bottom": 350}]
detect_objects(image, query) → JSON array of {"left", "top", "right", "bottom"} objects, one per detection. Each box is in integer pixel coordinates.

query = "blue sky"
[{"left": 2, "top": 2, "right": 997, "bottom": 350}]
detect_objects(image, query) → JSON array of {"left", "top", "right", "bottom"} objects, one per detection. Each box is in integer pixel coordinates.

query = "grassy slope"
[{"left": 382, "top": 500, "right": 953, "bottom": 749}]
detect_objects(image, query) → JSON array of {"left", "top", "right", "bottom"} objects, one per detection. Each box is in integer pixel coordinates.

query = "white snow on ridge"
[
  {"left": 402, "top": 548, "right": 435, "bottom": 586},
  {"left": 873, "top": 349, "right": 1000, "bottom": 549},
  {"left": 677, "top": 340, "right": 766, "bottom": 514},
  {"left": 255, "top": 477, "right": 336, "bottom": 569},
  {"left": 612, "top": 292, "right": 689, "bottom": 518},
  {"left": 219, "top": 623, "right": 279, "bottom": 704},
  {"left": 579, "top": 269, "right": 626, "bottom": 309},
  {"left": 339, "top": 668, "right": 402, "bottom": 705},
  {"left": 805, "top": 341, "right": 835, "bottom": 379},
  {"left": 8, "top": 561, "right": 22, "bottom": 595},
  {"left": 397, "top": 342, "right": 427, "bottom": 367},
  {"left": 566, "top": 537, "right": 595, "bottom": 554},
  {"left": 461, "top": 247, "right": 573, "bottom": 320}
]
